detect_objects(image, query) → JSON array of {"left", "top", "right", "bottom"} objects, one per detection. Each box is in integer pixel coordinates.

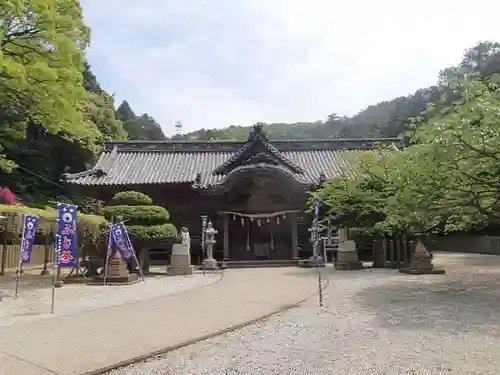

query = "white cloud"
[{"left": 81, "top": 0, "right": 500, "bottom": 135}]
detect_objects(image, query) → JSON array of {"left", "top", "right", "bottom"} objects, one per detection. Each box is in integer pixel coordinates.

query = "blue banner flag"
[
  {"left": 110, "top": 222, "right": 134, "bottom": 262},
  {"left": 20, "top": 215, "right": 38, "bottom": 264},
  {"left": 56, "top": 203, "right": 78, "bottom": 268},
  {"left": 201, "top": 215, "right": 208, "bottom": 250}
]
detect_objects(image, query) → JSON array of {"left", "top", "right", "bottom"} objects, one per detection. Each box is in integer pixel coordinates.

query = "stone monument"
[
  {"left": 335, "top": 228, "right": 363, "bottom": 270},
  {"left": 399, "top": 236, "right": 445, "bottom": 275},
  {"left": 95, "top": 251, "right": 139, "bottom": 284},
  {"left": 167, "top": 226, "right": 193, "bottom": 276},
  {"left": 202, "top": 221, "right": 218, "bottom": 270}
]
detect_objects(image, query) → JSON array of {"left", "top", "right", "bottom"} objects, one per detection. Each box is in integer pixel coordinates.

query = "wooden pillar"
[
  {"left": 0, "top": 215, "right": 9, "bottom": 276},
  {"left": 291, "top": 213, "right": 298, "bottom": 259},
  {"left": 223, "top": 214, "right": 229, "bottom": 259}
]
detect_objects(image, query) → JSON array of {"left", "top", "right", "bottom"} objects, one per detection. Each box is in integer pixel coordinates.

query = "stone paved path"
[
  {"left": 0, "top": 270, "right": 219, "bottom": 327},
  {"left": 0, "top": 267, "right": 318, "bottom": 375},
  {"left": 109, "top": 253, "right": 500, "bottom": 375}
]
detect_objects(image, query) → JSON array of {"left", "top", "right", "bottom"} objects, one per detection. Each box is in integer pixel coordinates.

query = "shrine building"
[{"left": 65, "top": 124, "right": 401, "bottom": 263}]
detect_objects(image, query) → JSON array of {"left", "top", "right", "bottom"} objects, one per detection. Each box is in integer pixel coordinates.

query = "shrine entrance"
[
  {"left": 215, "top": 164, "right": 307, "bottom": 262},
  {"left": 223, "top": 211, "right": 298, "bottom": 261}
]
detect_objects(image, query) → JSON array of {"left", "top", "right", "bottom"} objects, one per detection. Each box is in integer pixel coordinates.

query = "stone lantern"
[
  {"left": 306, "top": 218, "right": 325, "bottom": 267},
  {"left": 202, "top": 221, "right": 218, "bottom": 270}
]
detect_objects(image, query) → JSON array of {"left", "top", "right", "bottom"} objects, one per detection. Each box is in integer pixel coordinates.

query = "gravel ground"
[
  {"left": 0, "top": 270, "right": 219, "bottom": 327},
  {"left": 108, "top": 253, "right": 500, "bottom": 375}
]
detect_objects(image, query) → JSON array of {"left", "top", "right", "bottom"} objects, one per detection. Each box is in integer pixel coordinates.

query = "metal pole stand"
[{"left": 317, "top": 264, "right": 323, "bottom": 307}]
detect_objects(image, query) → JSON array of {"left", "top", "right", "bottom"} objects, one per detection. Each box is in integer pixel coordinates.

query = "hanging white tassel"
[
  {"left": 276, "top": 217, "right": 280, "bottom": 224},
  {"left": 232, "top": 214, "right": 236, "bottom": 220},
  {"left": 257, "top": 219, "right": 261, "bottom": 226},
  {"left": 240, "top": 218, "right": 244, "bottom": 226},
  {"left": 246, "top": 225, "right": 250, "bottom": 251},
  {"left": 250, "top": 217, "right": 254, "bottom": 222},
  {"left": 267, "top": 217, "right": 270, "bottom": 223}
]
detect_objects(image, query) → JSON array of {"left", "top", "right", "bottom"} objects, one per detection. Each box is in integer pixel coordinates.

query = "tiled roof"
[{"left": 65, "top": 124, "right": 401, "bottom": 187}]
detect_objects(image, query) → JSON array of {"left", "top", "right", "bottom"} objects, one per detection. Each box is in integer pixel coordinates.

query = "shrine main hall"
[{"left": 65, "top": 124, "right": 400, "bottom": 262}]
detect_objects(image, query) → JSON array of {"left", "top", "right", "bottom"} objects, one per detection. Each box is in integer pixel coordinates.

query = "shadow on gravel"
[{"left": 354, "top": 271, "right": 500, "bottom": 334}]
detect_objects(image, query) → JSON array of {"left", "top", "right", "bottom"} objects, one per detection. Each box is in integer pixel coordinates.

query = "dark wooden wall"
[{"left": 74, "top": 181, "right": 315, "bottom": 260}]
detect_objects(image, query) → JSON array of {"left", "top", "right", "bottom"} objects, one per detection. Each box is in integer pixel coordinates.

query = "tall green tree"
[
  {"left": 83, "top": 63, "right": 127, "bottom": 141},
  {"left": 0, "top": 1, "right": 130, "bottom": 203},
  {"left": 316, "top": 74, "right": 500, "bottom": 235},
  {"left": 116, "top": 100, "right": 166, "bottom": 140},
  {"left": 0, "top": 0, "right": 97, "bottom": 171}
]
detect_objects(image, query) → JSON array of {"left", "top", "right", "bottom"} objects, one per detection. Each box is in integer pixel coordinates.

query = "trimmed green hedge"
[
  {"left": 127, "top": 223, "right": 178, "bottom": 240},
  {"left": 97, "top": 223, "right": 178, "bottom": 241},
  {"left": 103, "top": 205, "right": 170, "bottom": 225},
  {"left": 103, "top": 190, "right": 178, "bottom": 242},
  {"left": 110, "top": 191, "right": 152, "bottom": 206}
]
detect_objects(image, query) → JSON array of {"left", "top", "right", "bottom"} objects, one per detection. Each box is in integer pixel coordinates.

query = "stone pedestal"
[
  {"left": 306, "top": 256, "right": 325, "bottom": 267},
  {"left": 94, "top": 252, "right": 138, "bottom": 284},
  {"left": 335, "top": 240, "right": 363, "bottom": 270},
  {"left": 399, "top": 237, "right": 445, "bottom": 275},
  {"left": 167, "top": 244, "right": 193, "bottom": 276},
  {"left": 202, "top": 257, "right": 218, "bottom": 270}
]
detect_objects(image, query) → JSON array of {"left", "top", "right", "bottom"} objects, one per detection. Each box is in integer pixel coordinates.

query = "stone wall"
[{"left": 423, "top": 235, "right": 500, "bottom": 255}]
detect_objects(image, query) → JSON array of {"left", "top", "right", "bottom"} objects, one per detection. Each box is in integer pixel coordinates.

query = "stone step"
[{"left": 223, "top": 260, "right": 298, "bottom": 269}]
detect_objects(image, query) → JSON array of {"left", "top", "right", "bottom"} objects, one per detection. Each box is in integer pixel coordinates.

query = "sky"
[{"left": 81, "top": 0, "right": 500, "bottom": 136}]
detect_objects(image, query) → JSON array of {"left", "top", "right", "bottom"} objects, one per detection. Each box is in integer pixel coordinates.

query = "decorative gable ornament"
[{"left": 212, "top": 123, "right": 305, "bottom": 176}]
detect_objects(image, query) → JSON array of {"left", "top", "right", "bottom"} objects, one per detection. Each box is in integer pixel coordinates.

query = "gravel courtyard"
[{"left": 109, "top": 253, "right": 500, "bottom": 375}]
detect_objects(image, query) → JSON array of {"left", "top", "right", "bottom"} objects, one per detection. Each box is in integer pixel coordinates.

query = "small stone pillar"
[
  {"left": 202, "top": 221, "right": 218, "bottom": 270},
  {"left": 399, "top": 236, "right": 445, "bottom": 275},
  {"left": 335, "top": 228, "right": 363, "bottom": 270},
  {"left": 167, "top": 227, "right": 193, "bottom": 276},
  {"left": 372, "top": 239, "right": 385, "bottom": 268},
  {"left": 139, "top": 248, "right": 151, "bottom": 275}
]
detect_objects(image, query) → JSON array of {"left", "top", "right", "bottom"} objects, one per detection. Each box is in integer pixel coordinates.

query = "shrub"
[
  {"left": 103, "top": 191, "right": 178, "bottom": 242},
  {"left": 110, "top": 191, "right": 152, "bottom": 206},
  {"left": 0, "top": 187, "right": 18, "bottom": 205},
  {"left": 103, "top": 205, "right": 170, "bottom": 225},
  {"left": 127, "top": 223, "right": 178, "bottom": 240},
  {"left": 73, "top": 197, "right": 104, "bottom": 215}
]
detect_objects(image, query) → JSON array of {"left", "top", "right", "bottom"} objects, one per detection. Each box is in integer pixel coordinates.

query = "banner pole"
[
  {"left": 51, "top": 233, "right": 59, "bottom": 314},
  {"left": 14, "top": 261, "right": 22, "bottom": 298},
  {"left": 14, "top": 214, "right": 26, "bottom": 298},
  {"left": 121, "top": 221, "right": 145, "bottom": 283},
  {"left": 103, "top": 225, "right": 112, "bottom": 286},
  {"left": 14, "top": 260, "right": 24, "bottom": 298},
  {"left": 132, "top": 247, "right": 145, "bottom": 283}
]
